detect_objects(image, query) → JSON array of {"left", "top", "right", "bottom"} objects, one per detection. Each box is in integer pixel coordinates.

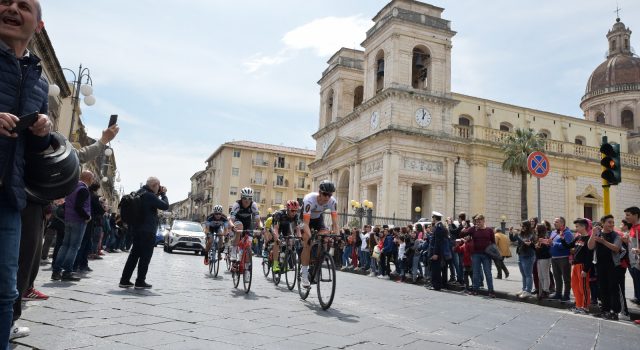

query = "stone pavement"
[{"left": 11, "top": 247, "right": 640, "bottom": 350}]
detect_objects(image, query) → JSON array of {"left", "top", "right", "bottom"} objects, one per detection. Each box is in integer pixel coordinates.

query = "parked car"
[
  {"left": 413, "top": 218, "right": 432, "bottom": 230},
  {"left": 155, "top": 225, "right": 168, "bottom": 247},
  {"left": 163, "top": 220, "right": 206, "bottom": 254}
]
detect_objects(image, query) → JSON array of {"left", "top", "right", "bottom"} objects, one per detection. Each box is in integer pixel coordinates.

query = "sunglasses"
[{"left": 319, "top": 191, "right": 332, "bottom": 197}]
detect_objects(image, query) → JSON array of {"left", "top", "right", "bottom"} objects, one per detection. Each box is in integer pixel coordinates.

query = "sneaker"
[
  {"left": 618, "top": 313, "right": 631, "bottom": 321},
  {"left": 354, "top": 267, "right": 360, "bottom": 271},
  {"left": 51, "top": 271, "right": 61, "bottom": 281},
  {"left": 98, "top": 251, "right": 105, "bottom": 256},
  {"left": 377, "top": 275, "right": 385, "bottom": 279},
  {"left": 505, "top": 271, "right": 509, "bottom": 279},
  {"left": 301, "top": 274, "right": 311, "bottom": 288},
  {"left": 368, "top": 272, "right": 376, "bottom": 277},
  {"left": 119, "top": 281, "right": 134, "bottom": 288},
  {"left": 519, "top": 291, "right": 532, "bottom": 299},
  {"left": 549, "top": 293, "right": 562, "bottom": 300},
  {"left": 340, "top": 266, "right": 347, "bottom": 271},
  {"left": 488, "top": 292, "right": 496, "bottom": 298},
  {"left": 9, "top": 325, "right": 30, "bottom": 340},
  {"left": 79, "top": 266, "right": 92, "bottom": 272},
  {"left": 515, "top": 290, "right": 524, "bottom": 297},
  {"left": 134, "top": 282, "right": 152, "bottom": 289},
  {"left": 603, "top": 312, "right": 619, "bottom": 321},
  {"left": 61, "top": 272, "right": 81, "bottom": 281},
  {"left": 272, "top": 261, "right": 280, "bottom": 273},
  {"left": 23, "top": 287, "right": 49, "bottom": 300}
]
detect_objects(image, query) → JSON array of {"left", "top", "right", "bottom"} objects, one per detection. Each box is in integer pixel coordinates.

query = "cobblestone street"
[{"left": 10, "top": 247, "right": 640, "bottom": 349}]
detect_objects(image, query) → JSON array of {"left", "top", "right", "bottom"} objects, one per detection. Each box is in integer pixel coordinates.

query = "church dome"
[
  {"left": 582, "top": 18, "right": 640, "bottom": 102},
  {"left": 585, "top": 54, "right": 640, "bottom": 94}
]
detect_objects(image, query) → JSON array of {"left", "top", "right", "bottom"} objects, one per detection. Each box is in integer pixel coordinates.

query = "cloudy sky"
[{"left": 42, "top": 0, "right": 639, "bottom": 202}]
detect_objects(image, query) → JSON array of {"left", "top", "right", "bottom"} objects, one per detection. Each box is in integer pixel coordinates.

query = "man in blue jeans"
[
  {"left": 0, "top": 0, "right": 52, "bottom": 346},
  {"left": 51, "top": 171, "right": 95, "bottom": 281}
]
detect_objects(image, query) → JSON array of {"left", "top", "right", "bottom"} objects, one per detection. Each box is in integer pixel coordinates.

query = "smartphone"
[
  {"left": 10, "top": 111, "right": 39, "bottom": 133},
  {"left": 108, "top": 114, "right": 118, "bottom": 127}
]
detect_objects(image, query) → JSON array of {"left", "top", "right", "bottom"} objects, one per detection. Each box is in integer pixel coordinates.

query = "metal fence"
[{"left": 324, "top": 212, "right": 414, "bottom": 229}]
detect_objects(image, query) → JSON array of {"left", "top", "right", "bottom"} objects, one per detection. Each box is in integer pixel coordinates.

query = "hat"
[{"left": 431, "top": 211, "right": 443, "bottom": 218}]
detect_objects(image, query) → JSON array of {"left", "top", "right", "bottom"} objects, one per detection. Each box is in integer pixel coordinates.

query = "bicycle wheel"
[
  {"left": 317, "top": 252, "right": 337, "bottom": 310},
  {"left": 243, "top": 251, "right": 253, "bottom": 293},
  {"left": 232, "top": 262, "right": 240, "bottom": 288},
  {"left": 284, "top": 249, "right": 297, "bottom": 291},
  {"left": 297, "top": 258, "right": 310, "bottom": 300},
  {"left": 262, "top": 257, "right": 271, "bottom": 277},
  {"left": 208, "top": 248, "right": 215, "bottom": 275},
  {"left": 213, "top": 249, "right": 220, "bottom": 277},
  {"left": 272, "top": 257, "right": 281, "bottom": 286},
  {"left": 225, "top": 252, "right": 231, "bottom": 272}
]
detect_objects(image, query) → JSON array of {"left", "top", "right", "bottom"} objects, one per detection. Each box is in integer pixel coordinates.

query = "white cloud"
[
  {"left": 243, "top": 15, "right": 371, "bottom": 73},
  {"left": 283, "top": 15, "right": 370, "bottom": 56}
]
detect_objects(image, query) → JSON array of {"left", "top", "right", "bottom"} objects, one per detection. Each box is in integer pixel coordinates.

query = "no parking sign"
[{"left": 527, "top": 151, "right": 550, "bottom": 178}]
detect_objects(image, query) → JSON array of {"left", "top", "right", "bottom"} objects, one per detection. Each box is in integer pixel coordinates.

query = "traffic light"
[{"left": 600, "top": 140, "right": 621, "bottom": 185}]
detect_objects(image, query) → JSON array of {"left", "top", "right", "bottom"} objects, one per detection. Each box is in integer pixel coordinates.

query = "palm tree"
[{"left": 501, "top": 128, "right": 546, "bottom": 221}]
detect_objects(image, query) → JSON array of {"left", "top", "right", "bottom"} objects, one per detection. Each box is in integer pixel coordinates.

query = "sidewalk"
[{"left": 343, "top": 248, "right": 639, "bottom": 320}]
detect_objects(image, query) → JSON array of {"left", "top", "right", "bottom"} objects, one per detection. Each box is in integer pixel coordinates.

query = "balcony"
[
  {"left": 251, "top": 178, "right": 267, "bottom": 186},
  {"left": 273, "top": 179, "right": 289, "bottom": 188},
  {"left": 274, "top": 162, "right": 290, "bottom": 169},
  {"left": 451, "top": 125, "right": 640, "bottom": 168},
  {"left": 252, "top": 159, "right": 269, "bottom": 167},
  {"left": 296, "top": 184, "right": 311, "bottom": 191},
  {"left": 296, "top": 164, "right": 309, "bottom": 173}
]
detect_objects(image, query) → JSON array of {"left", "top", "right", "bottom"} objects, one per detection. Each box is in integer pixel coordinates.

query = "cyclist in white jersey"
[{"left": 300, "top": 180, "right": 339, "bottom": 287}]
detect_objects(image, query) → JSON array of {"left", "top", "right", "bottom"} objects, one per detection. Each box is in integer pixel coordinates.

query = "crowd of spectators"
[{"left": 332, "top": 210, "right": 640, "bottom": 324}]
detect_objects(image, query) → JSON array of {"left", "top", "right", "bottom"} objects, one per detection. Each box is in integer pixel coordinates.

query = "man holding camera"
[
  {"left": 119, "top": 177, "right": 169, "bottom": 289},
  {"left": 0, "top": 0, "right": 53, "bottom": 346}
]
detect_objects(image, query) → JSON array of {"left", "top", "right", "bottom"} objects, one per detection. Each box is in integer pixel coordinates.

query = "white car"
[
  {"left": 163, "top": 220, "right": 206, "bottom": 255},
  {"left": 413, "top": 218, "right": 432, "bottom": 230}
]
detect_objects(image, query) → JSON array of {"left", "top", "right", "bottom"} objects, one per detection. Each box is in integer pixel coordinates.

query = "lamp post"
[
  {"left": 415, "top": 206, "right": 422, "bottom": 222},
  {"left": 500, "top": 215, "right": 507, "bottom": 233},
  {"left": 351, "top": 199, "right": 374, "bottom": 228},
  {"left": 49, "top": 64, "right": 96, "bottom": 140}
]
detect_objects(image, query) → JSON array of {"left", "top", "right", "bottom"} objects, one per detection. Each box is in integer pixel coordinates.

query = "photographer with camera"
[{"left": 119, "top": 177, "right": 169, "bottom": 289}]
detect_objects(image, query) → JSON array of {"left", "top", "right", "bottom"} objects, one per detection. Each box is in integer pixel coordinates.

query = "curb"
[{"left": 338, "top": 267, "right": 640, "bottom": 321}]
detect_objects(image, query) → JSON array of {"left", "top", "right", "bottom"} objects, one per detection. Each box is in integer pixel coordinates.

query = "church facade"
[{"left": 308, "top": 0, "right": 640, "bottom": 227}]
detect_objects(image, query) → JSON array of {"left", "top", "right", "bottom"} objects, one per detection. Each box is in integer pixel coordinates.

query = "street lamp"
[
  {"left": 351, "top": 199, "right": 374, "bottom": 227},
  {"left": 500, "top": 215, "right": 507, "bottom": 233},
  {"left": 49, "top": 64, "right": 96, "bottom": 139},
  {"left": 415, "top": 206, "right": 422, "bottom": 222}
]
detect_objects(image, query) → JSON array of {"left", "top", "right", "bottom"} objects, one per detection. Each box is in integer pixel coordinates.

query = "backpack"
[{"left": 119, "top": 191, "right": 144, "bottom": 226}]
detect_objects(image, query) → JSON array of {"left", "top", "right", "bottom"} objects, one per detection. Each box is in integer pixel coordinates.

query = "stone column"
[
  {"left": 467, "top": 159, "right": 487, "bottom": 216},
  {"left": 353, "top": 162, "right": 361, "bottom": 202},
  {"left": 565, "top": 175, "right": 577, "bottom": 220},
  {"left": 445, "top": 157, "right": 456, "bottom": 217},
  {"left": 348, "top": 163, "right": 356, "bottom": 202},
  {"left": 381, "top": 151, "right": 400, "bottom": 217}
]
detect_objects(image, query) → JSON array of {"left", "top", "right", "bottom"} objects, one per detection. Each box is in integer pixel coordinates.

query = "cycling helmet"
[
  {"left": 240, "top": 187, "right": 253, "bottom": 198},
  {"left": 24, "top": 132, "right": 80, "bottom": 201},
  {"left": 286, "top": 200, "right": 300, "bottom": 211},
  {"left": 318, "top": 180, "right": 335, "bottom": 193},
  {"left": 213, "top": 205, "right": 223, "bottom": 213}
]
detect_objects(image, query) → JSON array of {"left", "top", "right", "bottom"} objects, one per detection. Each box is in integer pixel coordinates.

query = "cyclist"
[
  {"left": 261, "top": 215, "right": 274, "bottom": 257},
  {"left": 301, "top": 180, "right": 339, "bottom": 288},
  {"left": 203, "top": 205, "right": 228, "bottom": 265},
  {"left": 269, "top": 200, "right": 302, "bottom": 273},
  {"left": 229, "top": 187, "right": 262, "bottom": 261}
]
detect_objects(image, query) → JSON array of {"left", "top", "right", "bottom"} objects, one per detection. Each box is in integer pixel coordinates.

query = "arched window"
[
  {"left": 538, "top": 129, "right": 550, "bottom": 139},
  {"left": 458, "top": 116, "right": 471, "bottom": 126},
  {"left": 574, "top": 136, "right": 586, "bottom": 145},
  {"left": 375, "top": 50, "right": 385, "bottom": 93},
  {"left": 621, "top": 110, "right": 634, "bottom": 129},
  {"left": 499, "top": 122, "right": 512, "bottom": 132},
  {"left": 411, "top": 46, "right": 430, "bottom": 90},
  {"left": 596, "top": 112, "right": 605, "bottom": 124},
  {"left": 353, "top": 85, "right": 363, "bottom": 109},
  {"left": 325, "top": 89, "right": 334, "bottom": 126}
]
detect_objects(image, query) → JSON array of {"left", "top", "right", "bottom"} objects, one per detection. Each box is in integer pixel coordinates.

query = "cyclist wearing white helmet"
[
  {"left": 300, "top": 180, "right": 338, "bottom": 287},
  {"left": 203, "top": 205, "right": 228, "bottom": 265},
  {"left": 229, "top": 187, "right": 262, "bottom": 261}
]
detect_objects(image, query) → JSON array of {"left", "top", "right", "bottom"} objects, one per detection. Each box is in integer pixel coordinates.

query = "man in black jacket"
[{"left": 119, "top": 177, "right": 169, "bottom": 289}]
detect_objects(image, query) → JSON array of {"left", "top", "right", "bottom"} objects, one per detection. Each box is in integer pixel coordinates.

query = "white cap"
[{"left": 432, "top": 211, "right": 443, "bottom": 218}]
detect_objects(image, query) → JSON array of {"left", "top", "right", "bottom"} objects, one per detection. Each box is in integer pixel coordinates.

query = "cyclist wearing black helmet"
[
  {"left": 300, "top": 180, "right": 338, "bottom": 288},
  {"left": 203, "top": 205, "right": 228, "bottom": 265}
]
